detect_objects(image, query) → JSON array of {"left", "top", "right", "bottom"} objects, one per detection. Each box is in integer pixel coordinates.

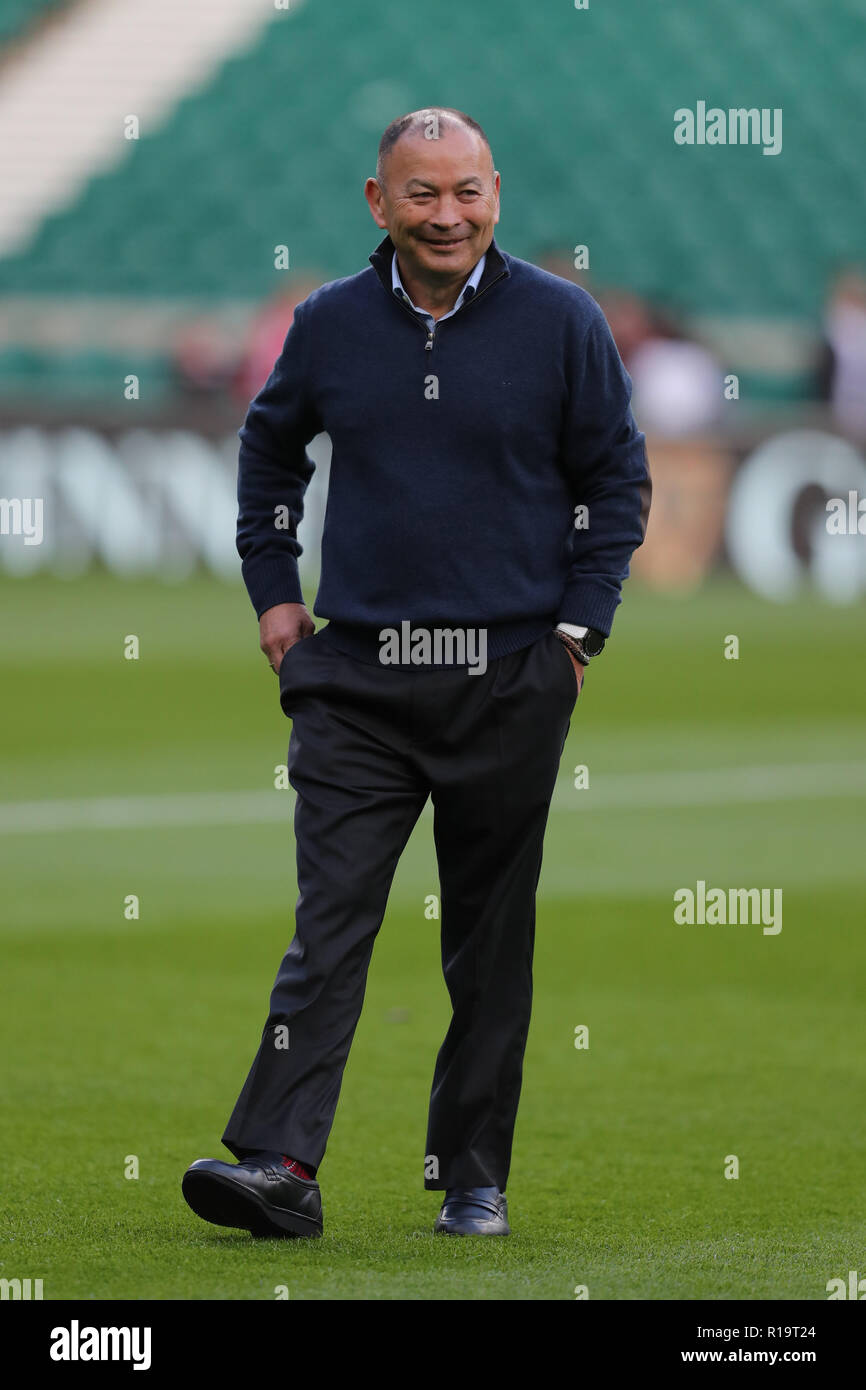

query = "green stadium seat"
[
  {"left": 0, "top": 0, "right": 66, "bottom": 46},
  {"left": 0, "top": 0, "right": 862, "bottom": 402}
]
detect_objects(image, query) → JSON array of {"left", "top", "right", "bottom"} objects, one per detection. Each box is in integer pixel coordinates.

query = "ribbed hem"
[
  {"left": 317, "top": 616, "right": 555, "bottom": 667},
  {"left": 241, "top": 555, "right": 304, "bottom": 618},
  {"left": 555, "top": 581, "right": 622, "bottom": 638}
]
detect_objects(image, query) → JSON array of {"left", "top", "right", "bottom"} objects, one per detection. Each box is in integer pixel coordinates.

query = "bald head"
[
  {"left": 376, "top": 108, "right": 494, "bottom": 189},
  {"left": 364, "top": 108, "right": 500, "bottom": 303}
]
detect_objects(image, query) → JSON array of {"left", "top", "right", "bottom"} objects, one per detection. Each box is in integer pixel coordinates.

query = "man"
[{"left": 182, "top": 107, "right": 650, "bottom": 1239}]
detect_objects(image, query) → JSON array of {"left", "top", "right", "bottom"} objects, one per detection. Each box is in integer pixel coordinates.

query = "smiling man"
[
  {"left": 182, "top": 107, "right": 651, "bottom": 1240},
  {"left": 369, "top": 109, "right": 498, "bottom": 319}
]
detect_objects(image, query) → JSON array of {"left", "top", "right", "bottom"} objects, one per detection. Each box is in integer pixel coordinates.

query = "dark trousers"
[{"left": 222, "top": 628, "right": 577, "bottom": 1191}]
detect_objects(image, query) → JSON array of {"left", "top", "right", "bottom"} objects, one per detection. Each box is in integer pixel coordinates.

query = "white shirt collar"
[{"left": 391, "top": 249, "right": 486, "bottom": 321}]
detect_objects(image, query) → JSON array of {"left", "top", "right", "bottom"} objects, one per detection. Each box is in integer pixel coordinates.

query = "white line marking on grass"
[
  {"left": 550, "top": 761, "right": 866, "bottom": 810},
  {"left": 0, "top": 790, "right": 287, "bottom": 834},
  {"left": 0, "top": 762, "right": 863, "bottom": 835}
]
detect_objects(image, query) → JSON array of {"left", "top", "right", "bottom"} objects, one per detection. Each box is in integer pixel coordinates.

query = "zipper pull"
[{"left": 425, "top": 329, "right": 434, "bottom": 351}]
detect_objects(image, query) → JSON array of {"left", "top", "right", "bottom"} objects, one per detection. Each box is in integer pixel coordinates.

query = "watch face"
[{"left": 584, "top": 628, "right": 606, "bottom": 657}]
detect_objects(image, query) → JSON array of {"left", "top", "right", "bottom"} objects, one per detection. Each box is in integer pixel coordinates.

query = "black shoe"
[
  {"left": 182, "top": 1152, "right": 323, "bottom": 1238},
  {"left": 433, "top": 1186, "right": 510, "bottom": 1236}
]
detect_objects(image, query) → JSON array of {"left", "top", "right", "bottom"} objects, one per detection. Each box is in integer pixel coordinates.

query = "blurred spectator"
[
  {"left": 624, "top": 303, "right": 724, "bottom": 438},
  {"left": 172, "top": 316, "right": 239, "bottom": 397},
  {"left": 594, "top": 288, "right": 654, "bottom": 368},
  {"left": 818, "top": 267, "right": 866, "bottom": 436},
  {"left": 535, "top": 247, "right": 591, "bottom": 293},
  {"left": 536, "top": 249, "right": 724, "bottom": 437},
  {"left": 234, "top": 279, "right": 322, "bottom": 405},
  {"left": 171, "top": 278, "right": 324, "bottom": 406}
]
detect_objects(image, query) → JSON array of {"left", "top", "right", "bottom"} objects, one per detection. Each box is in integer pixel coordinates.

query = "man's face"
[{"left": 366, "top": 125, "right": 500, "bottom": 282}]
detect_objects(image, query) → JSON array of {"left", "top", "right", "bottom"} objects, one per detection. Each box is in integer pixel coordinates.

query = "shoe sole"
[
  {"left": 182, "top": 1170, "right": 322, "bottom": 1239},
  {"left": 433, "top": 1222, "right": 511, "bottom": 1236}
]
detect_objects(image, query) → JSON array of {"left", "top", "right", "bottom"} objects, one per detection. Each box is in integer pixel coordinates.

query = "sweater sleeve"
[
  {"left": 235, "top": 300, "right": 321, "bottom": 618},
  {"left": 556, "top": 300, "right": 652, "bottom": 636}
]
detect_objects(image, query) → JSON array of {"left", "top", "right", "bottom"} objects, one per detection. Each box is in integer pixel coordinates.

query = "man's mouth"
[{"left": 423, "top": 237, "right": 468, "bottom": 248}]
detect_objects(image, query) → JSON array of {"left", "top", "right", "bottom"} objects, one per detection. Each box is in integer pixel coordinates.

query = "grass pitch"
[{"left": 1, "top": 573, "right": 865, "bottom": 1299}]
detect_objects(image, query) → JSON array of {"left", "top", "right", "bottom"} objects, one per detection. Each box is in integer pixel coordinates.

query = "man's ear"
[{"left": 364, "top": 176, "right": 388, "bottom": 229}]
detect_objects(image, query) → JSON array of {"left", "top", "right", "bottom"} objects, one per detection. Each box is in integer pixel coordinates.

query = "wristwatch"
[{"left": 555, "top": 625, "right": 606, "bottom": 666}]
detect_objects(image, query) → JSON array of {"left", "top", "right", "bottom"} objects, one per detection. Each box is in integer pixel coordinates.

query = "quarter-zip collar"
[
  {"left": 391, "top": 248, "right": 486, "bottom": 325},
  {"left": 369, "top": 232, "right": 510, "bottom": 306}
]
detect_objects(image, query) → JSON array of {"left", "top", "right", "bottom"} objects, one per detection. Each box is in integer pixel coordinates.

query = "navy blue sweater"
[{"left": 237, "top": 233, "right": 651, "bottom": 660}]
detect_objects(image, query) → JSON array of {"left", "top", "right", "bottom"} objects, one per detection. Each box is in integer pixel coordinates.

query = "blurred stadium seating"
[
  {"left": 0, "top": 0, "right": 864, "bottom": 602},
  {"left": 0, "top": 0, "right": 66, "bottom": 45},
  {"left": 0, "top": 0, "right": 863, "bottom": 405}
]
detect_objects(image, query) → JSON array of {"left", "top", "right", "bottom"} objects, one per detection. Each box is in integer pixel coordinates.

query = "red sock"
[{"left": 281, "top": 1155, "right": 313, "bottom": 1180}]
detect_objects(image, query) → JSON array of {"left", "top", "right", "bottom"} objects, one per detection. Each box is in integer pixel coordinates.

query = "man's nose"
[{"left": 429, "top": 198, "right": 464, "bottom": 227}]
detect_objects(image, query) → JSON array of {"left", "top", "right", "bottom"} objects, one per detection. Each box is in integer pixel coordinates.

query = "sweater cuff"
[
  {"left": 555, "top": 580, "right": 621, "bottom": 638},
  {"left": 241, "top": 554, "right": 305, "bottom": 618}
]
